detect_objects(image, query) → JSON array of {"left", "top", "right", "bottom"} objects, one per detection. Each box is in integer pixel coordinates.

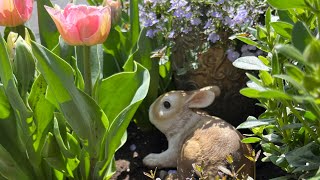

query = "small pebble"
[
  {"left": 130, "top": 144, "right": 137, "bottom": 151},
  {"left": 133, "top": 151, "right": 139, "bottom": 158}
]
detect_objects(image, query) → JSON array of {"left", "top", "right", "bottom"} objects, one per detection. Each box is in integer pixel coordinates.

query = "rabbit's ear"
[{"left": 187, "top": 87, "right": 217, "bottom": 108}]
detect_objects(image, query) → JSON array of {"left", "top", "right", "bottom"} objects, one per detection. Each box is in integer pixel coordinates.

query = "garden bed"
[{"left": 111, "top": 122, "right": 287, "bottom": 180}]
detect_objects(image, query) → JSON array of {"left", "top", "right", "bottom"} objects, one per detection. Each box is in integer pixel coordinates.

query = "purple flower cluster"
[{"left": 139, "top": 0, "right": 266, "bottom": 60}]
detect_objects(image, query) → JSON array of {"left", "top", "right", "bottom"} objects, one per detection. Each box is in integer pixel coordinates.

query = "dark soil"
[{"left": 111, "top": 122, "right": 287, "bottom": 180}]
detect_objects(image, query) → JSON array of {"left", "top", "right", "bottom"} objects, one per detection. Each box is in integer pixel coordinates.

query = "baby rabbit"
[{"left": 143, "top": 86, "right": 254, "bottom": 179}]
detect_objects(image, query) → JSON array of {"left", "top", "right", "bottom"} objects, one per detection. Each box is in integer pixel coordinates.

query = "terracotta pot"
[{"left": 172, "top": 37, "right": 260, "bottom": 126}]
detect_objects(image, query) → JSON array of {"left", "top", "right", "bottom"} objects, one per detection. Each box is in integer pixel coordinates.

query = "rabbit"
[{"left": 143, "top": 86, "right": 254, "bottom": 179}]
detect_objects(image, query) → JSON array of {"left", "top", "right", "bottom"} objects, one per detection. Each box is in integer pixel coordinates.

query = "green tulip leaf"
[
  {"left": 130, "top": 0, "right": 140, "bottom": 47},
  {"left": 0, "top": 34, "right": 37, "bottom": 167},
  {"left": 0, "top": 85, "right": 10, "bottom": 119},
  {"left": 53, "top": 113, "right": 80, "bottom": 159},
  {"left": 37, "top": 0, "right": 60, "bottom": 50},
  {"left": 28, "top": 75, "right": 55, "bottom": 154},
  {"left": 31, "top": 41, "right": 108, "bottom": 157},
  {"left": 0, "top": 144, "right": 30, "bottom": 180},
  {"left": 95, "top": 62, "right": 150, "bottom": 177},
  {"left": 42, "top": 133, "right": 75, "bottom": 177}
]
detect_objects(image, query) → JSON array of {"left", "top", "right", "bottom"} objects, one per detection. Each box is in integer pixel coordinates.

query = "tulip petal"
[
  {"left": 82, "top": 7, "right": 111, "bottom": 46},
  {"left": 0, "top": 0, "right": 33, "bottom": 27},
  {"left": 45, "top": 5, "right": 82, "bottom": 45},
  {"left": 14, "top": 0, "right": 33, "bottom": 21},
  {"left": 45, "top": 4, "right": 112, "bottom": 46}
]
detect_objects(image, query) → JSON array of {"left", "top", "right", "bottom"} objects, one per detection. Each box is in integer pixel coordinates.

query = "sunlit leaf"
[{"left": 233, "top": 56, "right": 270, "bottom": 71}]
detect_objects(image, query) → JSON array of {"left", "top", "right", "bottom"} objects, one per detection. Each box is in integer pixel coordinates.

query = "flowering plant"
[
  {"left": 139, "top": 0, "right": 266, "bottom": 72},
  {"left": 0, "top": 0, "right": 152, "bottom": 179}
]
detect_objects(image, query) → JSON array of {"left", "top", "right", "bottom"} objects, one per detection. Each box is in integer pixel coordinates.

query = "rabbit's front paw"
[{"left": 143, "top": 153, "right": 161, "bottom": 167}]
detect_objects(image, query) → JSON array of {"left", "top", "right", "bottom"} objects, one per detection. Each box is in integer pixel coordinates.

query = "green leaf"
[
  {"left": 28, "top": 75, "right": 55, "bottom": 154},
  {"left": 303, "top": 39, "right": 320, "bottom": 64},
  {"left": 246, "top": 73, "right": 263, "bottom": 86},
  {"left": 236, "top": 36, "right": 269, "bottom": 52},
  {"left": 262, "top": 134, "right": 282, "bottom": 143},
  {"left": 37, "top": 0, "right": 59, "bottom": 50},
  {"left": 0, "top": 144, "right": 30, "bottom": 180},
  {"left": 79, "top": 150, "right": 90, "bottom": 180},
  {"left": 303, "top": 75, "right": 320, "bottom": 92},
  {"left": 259, "top": 71, "right": 273, "bottom": 86},
  {"left": 259, "top": 90, "right": 292, "bottom": 99},
  {"left": 31, "top": 41, "right": 108, "bottom": 157},
  {"left": 284, "top": 64, "right": 304, "bottom": 83},
  {"left": 275, "top": 44, "right": 306, "bottom": 64},
  {"left": 240, "top": 88, "right": 261, "bottom": 98},
  {"left": 233, "top": 56, "right": 270, "bottom": 71},
  {"left": 130, "top": 0, "right": 140, "bottom": 48},
  {"left": 124, "top": 28, "right": 158, "bottom": 129},
  {"left": 241, "top": 137, "right": 261, "bottom": 143},
  {"left": 0, "top": 85, "right": 10, "bottom": 119},
  {"left": 42, "top": 133, "right": 74, "bottom": 177},
  {"left": 0, "top": 34, "right": 34, "bottom": 158},
  {"left": 292, "top": 21, "right": 313, "bottom": 53},
  {"left": 53, "top": 114, "right": 80, "bottom": 159},
  {"left": 267, "top": 0, "right": 307, "bottom": 9},
  {"left": 270, "top": 21, "right": 293, "bottom": 39},
  {"left": 95, "top": 62, "right": 150, "bottom": 177},
  {"left": 286, "top": 142, "right": 320, "bottom": 172},
  {"left": 304, "top": 111, "right": 317, "bottom": 122},
  {"left": 257, "top": 26, "right": 268, "bottom": 41},
  {"left": 246, "top": 81, "right": 266, "bottom": 91},
  {"left": 240, "top": 88, "right": 292, "bottom": 99},
  {"left": 274, "top": 74, "right": 305, "bottom": 91},
  {"left": 278, "top": 10, "right": 295, "bottom": 24},
  {"left": 237, "top": 116, "right": 275, "bottom": 129},
  {"left": 265, "top": 7, "right": 272, "bottom": 34},
  {"left": 13, "top": 36, "right": 35, "bottom": 98}
]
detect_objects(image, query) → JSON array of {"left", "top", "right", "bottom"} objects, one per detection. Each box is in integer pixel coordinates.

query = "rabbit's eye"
[{"left": 163, "top": 101, "right": 171, "bottom": 109}]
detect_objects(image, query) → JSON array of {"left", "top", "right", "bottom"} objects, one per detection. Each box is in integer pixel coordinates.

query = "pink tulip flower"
[
  {"left": 45, "top": 4, "right": 111, "bottom": 46},
  {"left": 0, "top": 0, "right": 34, "bottom": 27}
]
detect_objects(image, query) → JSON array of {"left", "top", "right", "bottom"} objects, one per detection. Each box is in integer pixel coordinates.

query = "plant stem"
[
  {"left": 90, "top": 158, "right": 96, "bottom": 179},
  {"left": 83, "top": 45, "right": 92, "bottom": 96}
]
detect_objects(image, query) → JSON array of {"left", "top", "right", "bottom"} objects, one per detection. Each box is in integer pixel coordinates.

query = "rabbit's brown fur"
[{"left": 143, "top": 86, "right": 254, "bottom": 179}]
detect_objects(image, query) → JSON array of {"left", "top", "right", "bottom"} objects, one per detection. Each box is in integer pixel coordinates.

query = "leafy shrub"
[{"left": 233, "top": 0, "right": 320, "bottom": 178}]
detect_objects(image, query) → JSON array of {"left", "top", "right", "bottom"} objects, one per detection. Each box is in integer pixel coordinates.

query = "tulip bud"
[
  {"left": 6, "top": 32, "right": 18, "bottom": 62},
  {"left": 103, "top": 0, "right": 122, "bottom": 25},
  {"left": 0, "top": 0, "right": 34, "bottom": 27}
]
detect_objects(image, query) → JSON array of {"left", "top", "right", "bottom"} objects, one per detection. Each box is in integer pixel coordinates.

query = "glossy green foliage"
[{"left": 234, "top": 2, "right": 320, "bottom": 178}]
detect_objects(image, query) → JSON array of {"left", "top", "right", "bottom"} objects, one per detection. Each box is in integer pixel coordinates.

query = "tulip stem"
[{"left": 83, "top": 46, "right": 92, "bottom": 96}]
